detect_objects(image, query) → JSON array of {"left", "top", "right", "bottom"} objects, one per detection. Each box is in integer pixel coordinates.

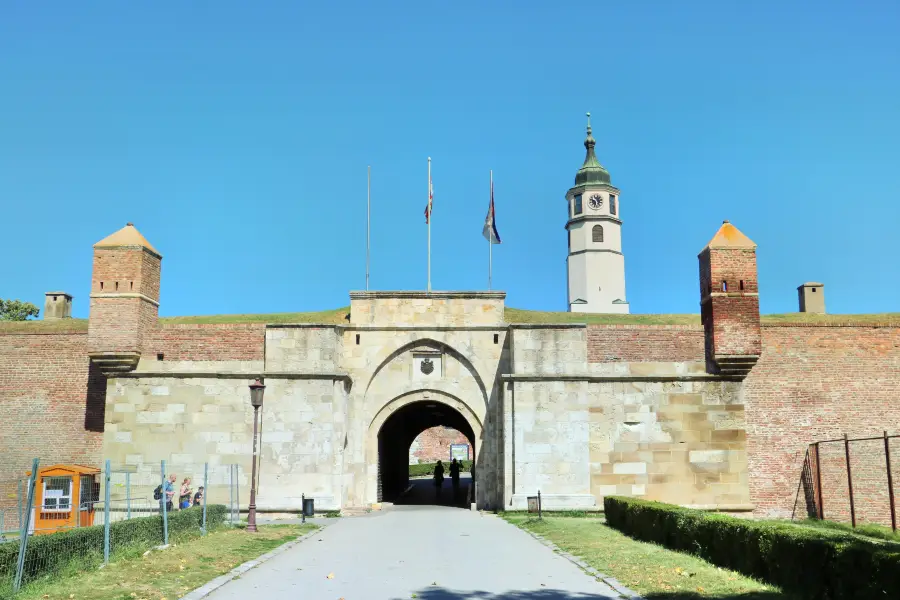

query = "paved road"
[
  {"left": 205, "top": 502, "right": 625, "bottom": 599},
  {"left": 398, "top": 474, "right": 473, "bottom": 507}
]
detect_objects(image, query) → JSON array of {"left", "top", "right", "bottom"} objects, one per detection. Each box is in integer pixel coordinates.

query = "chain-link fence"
[{"left": 0, "top": 458, "right": 243, "bottom": 598}]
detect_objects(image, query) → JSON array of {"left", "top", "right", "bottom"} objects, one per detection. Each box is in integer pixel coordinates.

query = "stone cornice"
[
  {"left": 94, "top": 244, "right": 162, "bottom": 260},
  {"left": 508, "top": 323, "right": 586, "bottom": 330},
  {"left": 89, "top": 292, "right": 160, "bottom": 307},
  {"left": 115, "top": 370, "right": 352, "bottom": 381},
  {"left": 566, "top": 183, "right": 620, "bottom": 198},
  {"left": 565, "top": 215, "right": 623, "bottom": 227},
  {"left": 501, "top": 373, "right": 744, "bottom": 383},
  {"left": 349, "top": 291, "right": 506, "bottom": 300},
  {"left": 567, "top": 249, "right": 624, "bottom": 257}
]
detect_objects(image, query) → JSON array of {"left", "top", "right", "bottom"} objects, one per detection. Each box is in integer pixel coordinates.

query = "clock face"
[{"left": 588, "top": 194, "right": 604, "bottom": 210}]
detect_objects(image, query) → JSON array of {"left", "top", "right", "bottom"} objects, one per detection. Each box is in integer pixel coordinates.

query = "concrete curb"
[
  {"left": 512, "top": 522, "right": 645, "bottom": 600},
  {"left": 181, "top": 525, "right": 325, "bottom": 600}
]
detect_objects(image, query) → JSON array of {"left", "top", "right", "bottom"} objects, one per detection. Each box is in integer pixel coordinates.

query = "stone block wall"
[
  {"left": 349, "top": 291, "right": 505, "bottom": 326},
  {"left": 103, "top": 370, "right": 348, "bottom": 510},
  {"left": 266, "top": 326, "right": 342, "bottom": 372},
  {"left": 510, "top": 326, "right": 587, "bottom": 375},
  {"left": 505, "top": 362, "right": 749, "bottom": 510}
]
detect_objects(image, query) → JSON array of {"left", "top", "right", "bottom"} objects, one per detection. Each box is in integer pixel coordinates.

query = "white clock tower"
[{"left": 566, "top": 113, "right": 629, "bottom": 314}]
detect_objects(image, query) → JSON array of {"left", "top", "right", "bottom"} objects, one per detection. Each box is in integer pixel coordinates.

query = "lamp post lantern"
[{"left": 246, "top": 378, "right": 265, "bottom": 533}]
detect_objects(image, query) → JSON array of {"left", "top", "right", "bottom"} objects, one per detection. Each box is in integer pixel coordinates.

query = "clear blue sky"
[{"left": 2, "top": 2, "right": 898, "bottom": 318}]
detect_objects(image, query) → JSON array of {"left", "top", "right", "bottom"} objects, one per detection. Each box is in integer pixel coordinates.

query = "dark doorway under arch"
[{"left": 377, "top": 400, "right": 476, "bottom": 504}]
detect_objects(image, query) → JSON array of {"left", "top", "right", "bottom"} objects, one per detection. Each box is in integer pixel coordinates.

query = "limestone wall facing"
[
  {"left": 503, "top": 360, "right": 749, "bottom": 511},
  {"left": 510, "top": 325, "right": 587, "bottom": 375},
  {"left": 349, "top": 291, "right": 505, "bottom": 326}
]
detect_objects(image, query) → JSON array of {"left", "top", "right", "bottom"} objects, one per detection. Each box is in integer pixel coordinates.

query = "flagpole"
[
  {"left": 366, "top": 165, "right": 371, "bottom": 291},
  {"left": 427, "top": 157, "right": 432, "bottom": 293},
  {"left": 489, "top": 170, "right": 493, "bottom": 291}
]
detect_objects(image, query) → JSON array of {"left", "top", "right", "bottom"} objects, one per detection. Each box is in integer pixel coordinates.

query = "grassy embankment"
[{"left": 504, "top": 515, "right": 797, "bottom": 599}]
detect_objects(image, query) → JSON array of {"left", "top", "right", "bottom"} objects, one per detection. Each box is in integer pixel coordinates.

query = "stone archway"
[{"left": 367, "top": 390, "right": 483, "bottom": 505}]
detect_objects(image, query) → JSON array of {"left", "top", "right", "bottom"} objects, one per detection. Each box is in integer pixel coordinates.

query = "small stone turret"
[
  {"left": 798, "top": 282, "right": 825, "bottom": 314},
  {"left": 698, "top": 220, "right": 761, "bottom": 377},
  {"left": 87, "top": 223, "right": 161, "bottom": 374},
  {"left": 44, "top": 292, "right": 73, "bottom": 320}
]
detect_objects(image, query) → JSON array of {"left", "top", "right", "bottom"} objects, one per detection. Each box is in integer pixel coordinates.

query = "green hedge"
[
  {"left": 0, "top": 504, "right": 226, "bottom": 590},
  {"left": 409, "top": 461, "right": 472, "bottom": 478},
  {"left": 604, "top": 496, "right": 900, "bottom": 599}
]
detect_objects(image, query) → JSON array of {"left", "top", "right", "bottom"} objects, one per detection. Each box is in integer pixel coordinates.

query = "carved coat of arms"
[{"left": 420, "top": 358, "right": 435, "bottom": 375}]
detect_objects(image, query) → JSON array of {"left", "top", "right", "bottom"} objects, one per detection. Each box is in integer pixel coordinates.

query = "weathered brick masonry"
[
  {"left": 147, "top": 324, "right": 265, "bottom": 361},
  {"left": 744, "top": 324, "right": 900, "bottom": 524},
  {"left": 587, "top": 325, "right": 705, "bottom": 362},
  {"left": 0, "top": 330, "right": 102, "bottom": 514},
  {"left": 409, "top": 426, "right": 471, "bottom": 464}
]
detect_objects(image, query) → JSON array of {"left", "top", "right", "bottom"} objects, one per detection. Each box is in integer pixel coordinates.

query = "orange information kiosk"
[{"left": 26, "top": 465, "right": 101, "bottom": 535}]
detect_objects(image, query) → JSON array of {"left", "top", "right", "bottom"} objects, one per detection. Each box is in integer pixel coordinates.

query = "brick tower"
[
  {"left": 698, "top": 220, "right": 761, "bottom": 377},
  {"left": 87, "top": 223, "right": 161, "bottom": 374}
]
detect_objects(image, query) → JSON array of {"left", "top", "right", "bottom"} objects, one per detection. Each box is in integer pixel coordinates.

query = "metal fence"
[
  {"left": 794, "top": 431, "right": 898, "bottom": 531},
  {"left": 0, "top": 458, "right": 244, "bottom": 597}
]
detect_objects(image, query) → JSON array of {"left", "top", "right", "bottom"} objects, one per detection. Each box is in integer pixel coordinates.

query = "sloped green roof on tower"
[{"left": 574, "top": 112, "right": 611, "bottom": 186}]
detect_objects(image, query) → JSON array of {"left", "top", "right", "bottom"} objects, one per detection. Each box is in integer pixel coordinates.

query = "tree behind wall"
[{"left": 0, "top": 298, "right": 40, "bottom": 320}]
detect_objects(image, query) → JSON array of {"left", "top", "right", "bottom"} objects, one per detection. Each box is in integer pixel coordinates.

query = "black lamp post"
[{"left": 246, "top": 378, "right": 265, "bottom": 533}]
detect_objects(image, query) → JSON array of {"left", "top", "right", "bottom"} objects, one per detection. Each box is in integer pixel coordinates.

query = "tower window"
[
  {"left": 355, "top": 334, "right": 360, "bottom": 345},
  {"left": 100, "top": 282, "right": 104, "bottom": 290},
  {"left": 573, "top": 195, "right": 583, "bottom": 215},
  {"left": 115, "top": 282, "right": 119, "bottom": 291},
  {"left": 722, "top": 281, "right": 728, "bottom": 292},
  {"left": 610, "top": 195, "right": 617, "bottom": 215},
  {"left": 493, "top": 333, "right": 499, "bottom": 344},
  {"left": 812, "top": 288, "right": 817, "bottom": 293},
  {"left": 739, "top": 280, "right": 744, "bottom": 291},
  {"left": 130, "top": 281, "right": 134, "bottom": 290},
  {"left": 592, "top": 225, "right": 604, "bottom": 243}
]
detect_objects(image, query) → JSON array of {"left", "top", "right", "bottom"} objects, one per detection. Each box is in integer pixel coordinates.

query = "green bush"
[
  {"left": 0, "top": 504, "right": 226, "bottom": 590},
  {"left": 604, "top": 496, "right": 900, "bottom": 599},
  {"left": 408, "top": 461, "right": 472, "bottom": 478}
]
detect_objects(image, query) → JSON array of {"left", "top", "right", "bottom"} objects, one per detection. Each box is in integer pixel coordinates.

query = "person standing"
[
  {"left": 449, "top": 458, "right": 461, "bottom": 502},
  {"left": 433, "top": 460, "right": 445, "bottom": 503},
  {"left": 159, "top": 473, "right": 177, "bottom": 513},
  {"left": 179, "top": 477, "right": 193, "bottom": 510}
]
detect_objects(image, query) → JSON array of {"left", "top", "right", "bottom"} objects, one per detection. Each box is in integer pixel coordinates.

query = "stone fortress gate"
[{"left": 99, "top": 219, "right": 759, "bottom": 513}]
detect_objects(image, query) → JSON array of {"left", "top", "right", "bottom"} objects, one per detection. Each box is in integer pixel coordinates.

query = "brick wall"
[
  {"left": 147, "top": 324, "right": 266, "bottom": 361},
  {"left": 745, "top": 325, "right": 900, "bottom": 524},
  {"left": 409, "top": 426, "right": 471, "bottom": 464},
  {"left": 587, "top": 325, "right": 705, "bottom": 362},
  {"left": 0, "top": 332, "right": 104, "bottom": 516}
]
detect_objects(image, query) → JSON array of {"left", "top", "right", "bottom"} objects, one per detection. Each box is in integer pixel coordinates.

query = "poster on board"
[{"left": 450, "top": 444, "right": 469, "bottom": 461}]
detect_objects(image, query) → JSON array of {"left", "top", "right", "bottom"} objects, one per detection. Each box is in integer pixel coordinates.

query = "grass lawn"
[
  {"left": 504, "top": 515, "right": 797, "bottom": 599},
  {"left": 2, "top": 307, "right": 897, "bottom": 332},
  {"left": 16, "top": 524, "right": 316, "bottom": 600}
]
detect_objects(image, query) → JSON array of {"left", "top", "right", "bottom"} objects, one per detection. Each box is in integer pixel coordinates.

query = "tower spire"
[{"left": 574, "top": 111, "right": 610, "bottom": 186}]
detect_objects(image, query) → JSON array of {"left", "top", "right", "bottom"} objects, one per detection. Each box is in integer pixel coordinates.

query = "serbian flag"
[
  {"left": 482, "top": 177, "right": 501, "bottom": 244},
  {"left": 424, "top": 176, "right": 433, "bottom": 224}
]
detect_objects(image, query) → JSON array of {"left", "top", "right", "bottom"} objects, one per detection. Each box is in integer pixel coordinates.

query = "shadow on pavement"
[
  {"left": 400, "top": 589, "right": 792, "bottom": 599},
  {"left": 394, "top": 475, "right": 472, "bottom": 509}
]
